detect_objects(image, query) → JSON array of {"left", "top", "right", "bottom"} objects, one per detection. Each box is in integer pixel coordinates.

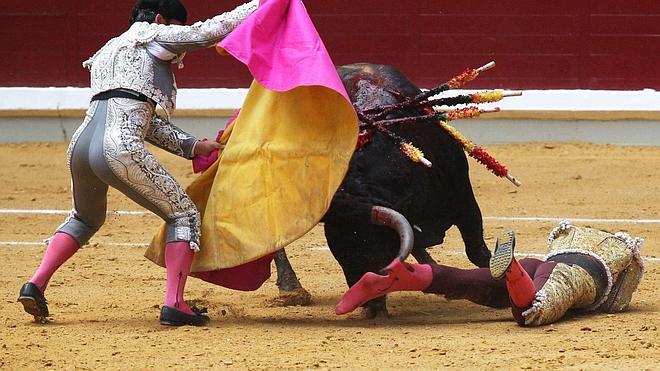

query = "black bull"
[{"left": 272, "top": 63, "right": 492, "bottom": 316}]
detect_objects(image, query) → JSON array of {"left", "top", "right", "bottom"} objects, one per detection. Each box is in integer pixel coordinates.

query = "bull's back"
[
  {"left": 335, "top": 63, "right": 471, "bottom": 222},
  {"left": 337, "top": 63, "right": 421, "bottom": 110}
]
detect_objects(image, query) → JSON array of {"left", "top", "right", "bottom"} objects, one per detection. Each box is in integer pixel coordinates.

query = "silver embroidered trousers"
[{"left": 57, "top": 98, "right": 200, "bottom": 249}]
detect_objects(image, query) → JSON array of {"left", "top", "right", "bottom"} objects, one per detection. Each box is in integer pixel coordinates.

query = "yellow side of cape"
[{"left": 145, "top": 80, "right": 358, "bottom": 271}]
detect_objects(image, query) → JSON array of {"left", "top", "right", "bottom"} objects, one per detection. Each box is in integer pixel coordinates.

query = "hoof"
[
  {"left": 362, "top": 304, "right": 389, "bottom": 319},
  {"left": 34, "top": 316, "right": 49, "bottom": 324},
  {"left": 269, "top": 288, "right": 313, "bottom": 307},
  {"left": 361, "top": 297, "right": 388, "bottom": 319}
]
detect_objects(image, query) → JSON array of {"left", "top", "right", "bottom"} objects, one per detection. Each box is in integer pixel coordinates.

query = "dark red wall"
[{"left": 2, "top": 1, "right": 660, "bottom": 89}]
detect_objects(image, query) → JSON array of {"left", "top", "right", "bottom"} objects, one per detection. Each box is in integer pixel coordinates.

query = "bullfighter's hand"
[{"left": 193, "top": 139, "right": 225, "bottom": 157}]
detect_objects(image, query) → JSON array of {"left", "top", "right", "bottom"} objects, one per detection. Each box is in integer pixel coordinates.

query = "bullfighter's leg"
[
  {"left": 335, "top": 259, "right": 433, "bottom": 315},
  {"left": 19, "top": 102, "right": 107, "bottom": 321},
  {"left": 336, "top": 256, "right": 549, "bottom": 316},
  {"left": 424, "top": 230, "right": 595, "bottom": 326},
  {"left": 492, "top": 230, "right": 608, "bottom": 327},
  {"left": 20, "top": 99, "right": 207, "bottom": 326},
  {"left": 425, "top": 231, "right": 555, "bottom": 318},
  {"left": 490, "top": 230, "right": 537, "bottom": 309},
  {"left": 87, "top": 98, "right": 204, "bottom": 324},
  {"left": 400, "top": 231, "right": 555, "bottom": 324}
]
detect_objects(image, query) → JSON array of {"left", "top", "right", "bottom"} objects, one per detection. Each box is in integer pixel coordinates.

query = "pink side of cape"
[
  {"left": 219, "top": 0, "right": 350, "bottom": 99},
  {"left": 193, "top": 0, "right": 349, "bottom": 290}
]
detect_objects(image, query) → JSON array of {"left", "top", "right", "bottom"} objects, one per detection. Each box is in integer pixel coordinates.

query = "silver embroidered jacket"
[
  {"left": 522, "top": 223, "right": 645, "bottom": 326},
  {"left": 82, "top": 0, "right": 258, "bottom": 119},
  {"left": 146, "top": 114, "right": 197, "bottom": 159}
]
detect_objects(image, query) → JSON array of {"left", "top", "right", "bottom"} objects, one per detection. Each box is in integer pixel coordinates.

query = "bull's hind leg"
[
  {"left": 455, "top": 186, "right": 491, "bottom": 268},
  {"left": 271, "top": 250, "right": 312, "bottom": 306},
  {"left": 412, "top": 248, "right": 437, "bottom": 265}
]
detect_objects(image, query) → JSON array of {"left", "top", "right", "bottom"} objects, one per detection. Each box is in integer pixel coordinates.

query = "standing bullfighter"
[
  {"left": 17, "top": 0, "right": 259, "bottom": 326},
  {"left": 337, "top": 222, "right": 644, "bottom": 326}
]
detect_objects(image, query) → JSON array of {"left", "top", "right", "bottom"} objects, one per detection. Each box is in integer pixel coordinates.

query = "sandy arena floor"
[{"left": 0, "top": 142, "right": 658, "bottom": 369}]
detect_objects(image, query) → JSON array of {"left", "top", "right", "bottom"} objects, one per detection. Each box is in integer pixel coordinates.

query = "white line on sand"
[
  {"left": 2, "top": 210, "right": 657, "bottom": 262},
  {"left": 1, "top": 209, "right": 659, "bottom": 224},
  {"left": 483, "top": 216, "right": 660, "bottom": 224},
  {"left": 0, "top": 209, "right": 147, "bottom": 215}
]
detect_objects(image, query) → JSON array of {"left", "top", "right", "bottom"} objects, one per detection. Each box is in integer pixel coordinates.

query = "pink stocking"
[
  {"left": 505, "top": 259, "right": 536, "bottom": 308},
  {"left": 30, "top": 232, "right": 80, "bottom": 291},
  {"left": 164, "top": 241, "right": 195, "bottom": 315},
  {"left": 336, "top": 259, "right": 432, "bottom": 315}
]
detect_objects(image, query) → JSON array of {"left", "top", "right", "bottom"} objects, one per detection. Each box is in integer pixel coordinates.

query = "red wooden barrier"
[{"left": 1, "top": 1, "right": 659, "bottom": 89}]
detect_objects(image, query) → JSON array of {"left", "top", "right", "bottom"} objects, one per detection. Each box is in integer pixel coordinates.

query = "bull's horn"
[{"left": 371, "top": 206, "right": 414, "bottom": 271}]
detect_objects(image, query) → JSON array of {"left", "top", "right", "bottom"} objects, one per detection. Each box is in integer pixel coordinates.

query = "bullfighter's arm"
[
  {"left": 145, "top": 114, "right": 198, "bottom": 159},
  {"left": 152, "top": 0, "right": 258, "bottom": 55}
]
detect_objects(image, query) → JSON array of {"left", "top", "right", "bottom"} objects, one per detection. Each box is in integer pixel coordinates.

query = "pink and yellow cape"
[{"left": 145, "top": 0, "right": 358, "bottom": 290}]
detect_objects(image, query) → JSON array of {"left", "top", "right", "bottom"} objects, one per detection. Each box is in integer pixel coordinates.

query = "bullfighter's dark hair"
[{"left": 130, "top": 0, "right": 187, "bottom": 25}]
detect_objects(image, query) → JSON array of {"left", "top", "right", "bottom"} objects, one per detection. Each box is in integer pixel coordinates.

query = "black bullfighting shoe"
[
  {"left": 490, "top": 230, "right": 516, "bottom": 280},
  {"left": 18, "top": 282, "right": 50, "bottom": 322},
  {"left": 159, "top": 305, "right": 210, "bottom": 327}
]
